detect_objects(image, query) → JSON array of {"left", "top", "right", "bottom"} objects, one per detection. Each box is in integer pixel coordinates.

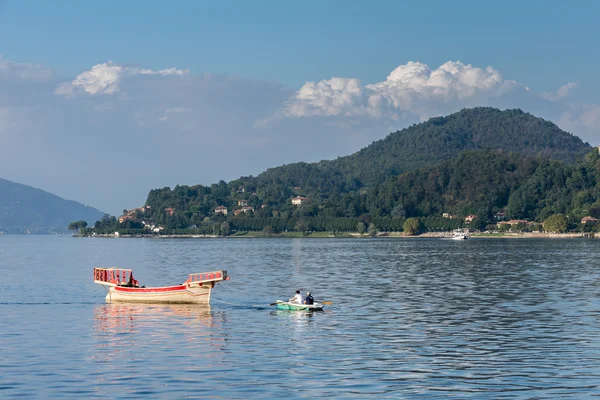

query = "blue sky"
[
  {"left": 0, "top": 0, "right": 599, "bottom": 215},
  {"left": 3, "top": 0, "right": 599, "bottom": 94}
]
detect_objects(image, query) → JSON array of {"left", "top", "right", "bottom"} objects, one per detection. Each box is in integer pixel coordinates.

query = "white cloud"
[
  {"left": 55, "top": 61, "right": 189, "bottom": 96},
  {"left": 539, "top": 82, "right": 578, "bottom": 102},
  {"left": 0, "top": 54, "right": 53, "bottom": 81},
  {"left": 284, "top": 61, "right": 528, "bottom": 120},
  {"left": 284, "top": 77, "right": 365, "bottom": 117}
]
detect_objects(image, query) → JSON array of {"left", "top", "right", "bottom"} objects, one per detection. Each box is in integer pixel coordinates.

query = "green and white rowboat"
[{"left": 274, "top": 300, "right": 324, "bottom": 311}]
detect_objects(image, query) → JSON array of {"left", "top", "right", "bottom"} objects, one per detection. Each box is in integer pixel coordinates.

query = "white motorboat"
[{"left": 451, "top": 229, "right": 469, "bottom": 240}]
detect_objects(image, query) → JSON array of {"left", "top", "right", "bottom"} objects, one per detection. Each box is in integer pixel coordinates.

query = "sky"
[{"left": 1, "top": 0, "right": 599, "bottom": 215}]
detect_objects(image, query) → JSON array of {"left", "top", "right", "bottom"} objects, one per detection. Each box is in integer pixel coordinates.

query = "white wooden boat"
[{"left": 93, "top": 267, "right": 229, "bottom": 304}]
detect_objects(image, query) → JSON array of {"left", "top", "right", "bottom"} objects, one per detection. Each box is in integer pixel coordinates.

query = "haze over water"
[{"left": 1, "top": 236, "right": 600, "bottom": 398}]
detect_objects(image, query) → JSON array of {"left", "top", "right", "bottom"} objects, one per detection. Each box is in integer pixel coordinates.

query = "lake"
[{"left": 1, "top": 236, "right": 600, "bottom": 398}]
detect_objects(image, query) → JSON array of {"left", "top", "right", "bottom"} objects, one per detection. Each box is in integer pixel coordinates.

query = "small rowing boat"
[
  {"left": 93, "top": 267, "right": 229, "bottom": 304},
  {"left": 272, "top": 300, "right": 324, "bottom": 311}
]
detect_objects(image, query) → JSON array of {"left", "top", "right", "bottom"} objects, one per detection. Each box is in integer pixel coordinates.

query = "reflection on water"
[
  {"left": 93, "top": 303, "right": 217, "bottom": 333},
  {"left": 92, "top": 304, "right": 227, "bottom": 363}
]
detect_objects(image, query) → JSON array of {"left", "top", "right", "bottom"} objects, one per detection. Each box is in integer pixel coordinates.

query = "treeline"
[{"left": 85, "top": 149, "right": 600, "bottom": 236}]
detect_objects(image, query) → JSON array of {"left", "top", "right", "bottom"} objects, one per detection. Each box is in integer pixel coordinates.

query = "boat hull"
[
  {"left": 106, "top": 284, "right": 212, "bottom": 304},
  {"left": 451, "top": 235, "right": 468, "bottom": 240},
  {"left": 275, "top": 301, "right": 324, "bottom": 311}
]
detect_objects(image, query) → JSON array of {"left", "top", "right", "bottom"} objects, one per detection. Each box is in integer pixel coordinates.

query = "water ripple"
[{"left": 1, "top": 237, "right": 600, "bottom": 398}]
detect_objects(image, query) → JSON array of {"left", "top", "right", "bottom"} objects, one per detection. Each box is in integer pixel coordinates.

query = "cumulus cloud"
[
  {"left": 0, "top": 54, "right": 53, "bottom": 81},
  {"left": 55, "top": 61, "right": 189, "bottom": 96},
  {"left": 539, "top": 82, "right": 578, "bottom": 102},
  {"left": 284, "top": 61, "right": 528, "bottom": 121}
]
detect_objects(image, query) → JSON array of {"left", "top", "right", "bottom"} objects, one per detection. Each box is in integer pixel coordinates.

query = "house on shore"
[
  {"left": 464, "top": 214, "right": 477, "bottom": 224},
  {"left": 581, "top": 216, "right": 598, "bottom": 224}
]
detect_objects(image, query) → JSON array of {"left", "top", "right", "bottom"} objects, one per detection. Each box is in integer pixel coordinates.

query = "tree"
[
  {"left": 472, "top": 213, "right": 488, "bottom": 231},
  {"left": 67, "top": 221, "right": 78, "bottom": 233},
  {"left": 220, "top": 221, "right": 230, "bottom": 236},
  {"left": 543, "top": 214, "right": 568, "bottom": 233},
  {"left": 68, "top": 220, "right": 88, "bottom": 234},
  {"left": 356, "top": 221, "right": 366, "bottom": 236},
  {"left": 368, "top": 222, "right": 378, "bottom": 237},
  {"left": 403, "top": 218, "right": 421, "bottom": 235},
  {"left": 295, "top": 219, "right": 309, "bottom": 235}
]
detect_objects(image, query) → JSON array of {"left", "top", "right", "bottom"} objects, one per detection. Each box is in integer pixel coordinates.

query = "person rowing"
[
  {"left": 304, "top": 292, "right": 314, "bottom": 305},
  {"left": 289, "top": 290, "right": 305, "bottom": 304}
]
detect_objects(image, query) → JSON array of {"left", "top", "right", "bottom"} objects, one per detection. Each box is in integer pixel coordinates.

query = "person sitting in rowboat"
[
  {"left": 304, "top": 292, "right": 314, "bottom": 305},
  {"left": 289, "top": 290, "right": 305, "bottom": 304}
]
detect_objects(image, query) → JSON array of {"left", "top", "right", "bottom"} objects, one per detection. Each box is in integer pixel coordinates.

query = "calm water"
[{"left": 1, "top": 236, "right": 600, "bottom": 399}]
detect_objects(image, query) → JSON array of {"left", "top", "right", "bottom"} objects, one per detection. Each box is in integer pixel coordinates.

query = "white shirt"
[{"left": 291, "top": 292, "right": 305, "bottom": 304}]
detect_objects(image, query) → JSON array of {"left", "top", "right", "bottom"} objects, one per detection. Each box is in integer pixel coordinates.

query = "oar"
[{"left": 269, "top": 300, "right": 333, "bottom": 306}]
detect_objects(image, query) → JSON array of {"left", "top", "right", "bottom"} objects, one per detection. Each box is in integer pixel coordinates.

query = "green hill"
[
  {"left": 254, "top": 107, "right": 590, "bottom": 198},
  {"left": 0, "top": 178, "right": 106, "bottom": 234},
  {"left": 91, "top": 107, "right": 599, "bottom": 235}
]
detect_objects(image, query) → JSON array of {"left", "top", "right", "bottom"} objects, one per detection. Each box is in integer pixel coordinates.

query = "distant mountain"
[{"left": 0, "top": 178, "right": 106, "bottom": 233}]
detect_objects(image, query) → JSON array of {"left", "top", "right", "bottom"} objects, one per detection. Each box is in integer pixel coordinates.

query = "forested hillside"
[
  {"left": 361, "top": 150, "right": 600, "bottom": 223},
  {"left": 0, "top": 178, "right": 105, "bottom": 233},
  {"left": 88, "top": 108, "right": 600, "bottom": 235},
  {"left": 253, "top": 107, "right": 590, "bottom": 198}
]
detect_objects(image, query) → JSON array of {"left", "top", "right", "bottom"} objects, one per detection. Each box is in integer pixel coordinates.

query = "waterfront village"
[{"left": 81, "top": 191, "right": 599, "bottom": 238}]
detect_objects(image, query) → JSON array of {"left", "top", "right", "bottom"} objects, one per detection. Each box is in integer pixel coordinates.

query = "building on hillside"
[
  {"left": 292, "top": 196, "right": 308, "bottom": 206},
  {"left": 215, "top": 206, "right": 228, "bottom": 215},
  {"left": 241, "top": 206, "right": 254, "bottom": 213},
  {"left": 498, "top": 219, "right": 529, "bottom": 228},
  {"left": 464, "top": 214, "right": 477, "bottom": 224},
  {"left": 495, "top": 211, "right": 507, "bottom": 221},
  {"left": 442, "top": 213, "right": 453, "bottom": 219},
  {"left": 233, "top": 209, "right": 243, "bottom": 216},
  {"left": 238, "top": 199, "right": 248, "bottom": 206},
  {"left": 581, "top": 216, "right": 598, "bottom": 224},
  {"left": 118, "top": 215, "right": 134, "bottom": 224},
  {"left": 164, "top": 207, "right": 175, "bottom": 216}
]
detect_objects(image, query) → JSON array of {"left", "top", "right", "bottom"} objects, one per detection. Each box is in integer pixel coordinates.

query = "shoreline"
[{"left": 81, "top": 231, "right": 596, "bottom": 239}]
